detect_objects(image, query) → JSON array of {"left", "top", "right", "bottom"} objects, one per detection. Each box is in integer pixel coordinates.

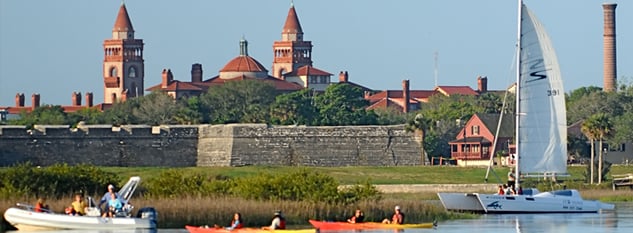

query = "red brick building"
[{"left": 448, "top": 113, "right": 515, "bottom": 165}]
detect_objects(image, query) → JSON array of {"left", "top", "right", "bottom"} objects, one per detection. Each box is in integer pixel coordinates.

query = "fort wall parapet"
[{"left": 1, "top": 124, "right": 424, "bottom": 167}]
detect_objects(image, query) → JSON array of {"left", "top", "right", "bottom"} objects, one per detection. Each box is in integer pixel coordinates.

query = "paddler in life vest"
[
  {"left": 262, "top": 210, "right": 286, "bottom": 230},
  {"left": 216, "top": 212, "right": 244, "bottom": 230},
  {"left": 382, "top": 205, "right": 404, "bottom": 224},
  {"left": 347, "top": 209, "right": 364, "bottom": 223}
]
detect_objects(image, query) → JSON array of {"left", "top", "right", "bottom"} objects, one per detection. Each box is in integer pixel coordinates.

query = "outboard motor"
[{"left": 137, "top": 207, "right": 158, "bottom": 225}]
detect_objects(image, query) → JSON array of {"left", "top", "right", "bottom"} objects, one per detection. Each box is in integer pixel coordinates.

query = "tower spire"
[
  {"left": 282, "top": 2, "right": 303, "bottom": 41},
  {"left": 112, "top": 3, "right": 134, "bottom": 39}
]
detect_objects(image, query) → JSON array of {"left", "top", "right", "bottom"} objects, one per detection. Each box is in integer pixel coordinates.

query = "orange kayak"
[
  {"left": 308, "top": 220, "right": 437, "bottom": 230},
  {"left": 185, "top": 226, "right": 315, "bottom": 233}
]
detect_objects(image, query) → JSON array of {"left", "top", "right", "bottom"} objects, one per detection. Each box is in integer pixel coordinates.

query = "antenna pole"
[{"left": 434, "top": 51, "right": 439, "bottom": 87}]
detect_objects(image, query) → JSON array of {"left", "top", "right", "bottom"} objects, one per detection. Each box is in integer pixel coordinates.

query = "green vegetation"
[
  {"left": 0, "top": 163, "right": 119, "bottom": 199},
  {"left": 99, "top": 165, "right": 633, "bottom": 186},
  {"left": 1, "top": 164, "right": 631, "bottom": 230},
  {"left": 5, "top": 82, "right": 393, "bottom": 127}
]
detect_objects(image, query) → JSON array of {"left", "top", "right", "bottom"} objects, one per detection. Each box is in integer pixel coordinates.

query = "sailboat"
[{"left": 436, "top": 0, "right": 615, "bottom": 213}]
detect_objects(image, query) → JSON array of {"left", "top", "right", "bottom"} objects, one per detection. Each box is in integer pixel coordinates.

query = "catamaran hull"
[
  {"left": 438, "top": 189, "right": 615, "bottom": 213},
  {"left": 3, "top": 207, "right": 156, "bottom": 230}
]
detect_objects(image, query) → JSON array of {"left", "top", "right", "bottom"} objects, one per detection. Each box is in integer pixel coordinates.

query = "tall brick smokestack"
[
  {"left": 603, "top": 3, "right": 617, "bottom": 92},
  {"left": 402, "top": 80, "right": 410, "bottom": 113}
]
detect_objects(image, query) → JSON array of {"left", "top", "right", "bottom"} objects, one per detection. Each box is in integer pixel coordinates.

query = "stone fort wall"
[{"left": 0, "top": 124, "right": 424, "bottom": 167}]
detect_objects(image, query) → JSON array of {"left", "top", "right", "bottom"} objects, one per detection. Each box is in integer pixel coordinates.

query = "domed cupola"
[{"left": 219, "top": 38, "right": 268, "bottom": 79}]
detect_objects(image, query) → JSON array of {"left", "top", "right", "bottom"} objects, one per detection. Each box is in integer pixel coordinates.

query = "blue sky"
[{"left": 1, "top": 0, "right": 631, "bottom": 107}]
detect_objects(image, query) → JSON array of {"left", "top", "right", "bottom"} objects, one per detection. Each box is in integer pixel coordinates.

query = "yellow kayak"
[{"left": 186, "top": 226, "right": 315, "bottom": 233}]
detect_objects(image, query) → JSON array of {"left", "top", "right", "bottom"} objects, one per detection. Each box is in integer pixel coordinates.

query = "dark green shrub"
[
  {"left": 143, "top": 169, "right": 232, "bottom": 198},
  {"left": 0, "top": 163, "right": 119, "bottom": 199}
]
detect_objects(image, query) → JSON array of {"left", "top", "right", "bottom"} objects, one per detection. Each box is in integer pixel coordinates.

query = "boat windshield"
[{"left": 550, "top": 190, "right": 572, "bottom": 196}]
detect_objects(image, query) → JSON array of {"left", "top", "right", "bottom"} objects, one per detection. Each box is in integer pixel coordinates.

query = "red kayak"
[
  {"left": 185, "top": 225, "right": 315, "bottom": 233},
  {"left": 308, "top": 220, "right": 436, "bottom": 230}
]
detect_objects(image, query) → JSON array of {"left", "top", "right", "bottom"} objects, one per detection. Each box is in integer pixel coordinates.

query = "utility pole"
[{"left": 434, "top": 51, "right": 439, "bottom": 87}]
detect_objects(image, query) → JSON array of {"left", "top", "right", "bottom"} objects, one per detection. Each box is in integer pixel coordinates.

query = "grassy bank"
[{"left": 100, "top": 165, "right": 633, "bottom": 185}]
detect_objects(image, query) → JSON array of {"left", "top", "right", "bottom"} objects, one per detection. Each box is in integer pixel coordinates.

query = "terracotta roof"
[
  {"left": 366, "top": 97, "right": 418, "bottom": 112},
  {"left": 113, "top": 3, "right": 134, "bottom": 32},
  {"left": 220, "top": 55, "right": 268, "bottom": 73},
  {"left": 204, "top": 75, "right": 303, "bottom": 91},
  {"left": 146, "top": 80, "right": 205, "bottom": 92},
  {"left": 0, "top": 105, "right": 109, "bottom": 114},
  {"left": 435, "top": 86, "right": 478, "bottom": 96},
  {"left": 283, "top": 5, "right": 303, "bottom": 34},
  {"left": 338, "top": 81, "right": 373, "bottom": 93},
  {"left": 284, "top": 65, "right": 332, "bottom": 76}
]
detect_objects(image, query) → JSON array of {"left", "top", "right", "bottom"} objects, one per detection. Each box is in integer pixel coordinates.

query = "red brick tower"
[
  {"left": 602, "top": 3, "right": 617, "bottom": 92},
  {"left": 272, "top": 2, "right": 313, "bottom": 79},
  {"left": 103, "top": 3, "right": 144, "bottom": 103}
]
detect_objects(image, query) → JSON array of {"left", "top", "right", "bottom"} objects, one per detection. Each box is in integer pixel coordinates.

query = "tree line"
[{"left": 4, "top": 79, "right": 632, "bottom": 168}]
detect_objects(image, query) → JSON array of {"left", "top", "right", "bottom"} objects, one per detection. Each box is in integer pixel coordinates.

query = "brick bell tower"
[
  {"left": 272, "top": 2, "right": 313, "bottom": 79},
  {"left": 103, "top": 3, "right": 144, "bottom": 104}
]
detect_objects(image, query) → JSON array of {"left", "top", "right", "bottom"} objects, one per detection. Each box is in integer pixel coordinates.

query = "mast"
[{"left": 514, "top": 0, "right": 523, "bottom": 190}]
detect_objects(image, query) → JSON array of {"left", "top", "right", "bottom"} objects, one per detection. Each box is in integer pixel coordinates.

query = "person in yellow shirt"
[{"left": 71, "top": 193, "right": 88, "bottom": 216}]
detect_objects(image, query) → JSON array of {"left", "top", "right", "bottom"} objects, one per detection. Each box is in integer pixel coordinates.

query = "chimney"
[
  {"left": 603, "top": 3, "right": 617, "bottom": 92},
  {"left": 339, "top": 71, "right": 349, "bottom": 83},
  {"left": 121, "top": 90, "right": 128, "bottom": 102},
  {"left": 31, "top": 93, "right": 40, "bottom": 110},
  {"left": 402, "top": 80, "right": 410, "bottom": 113},
  {"left": 477, "top": 76, "right": 488, "bottom": 93},
  {"left": 161, "top": 69, "right": 173, "bottom": 88},
  {"left": 71, "top": 92, "right": 82, "bottom": 106},
  {"left": 15, "top": 93, "right": 25, "bottom": 107},
  {"left": 85, "top": 92, "right": 93, "bottom": 107},
  {"left": 191, "top": 63, "right": 203, "bottom": 83}
]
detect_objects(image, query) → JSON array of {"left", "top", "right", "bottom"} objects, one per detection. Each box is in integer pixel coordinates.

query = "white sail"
[
  {"left": 437, "top": 1, "right": 614, "bottom": 213},
  {"left": 517, "top": 5, "right": 567, "bottom": 176}
]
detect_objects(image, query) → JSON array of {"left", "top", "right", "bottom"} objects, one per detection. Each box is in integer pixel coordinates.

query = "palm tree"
[
  {"left": 406, "top": 113, "right": 432, "bottom": 164},
  {"left": 581, "top": 117, "right": 599, "bottom": 184},
  {"left": 592, "top": 113, "right": 613, "bottom": 184}
]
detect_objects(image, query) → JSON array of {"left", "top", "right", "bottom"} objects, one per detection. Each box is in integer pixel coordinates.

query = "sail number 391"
[{"left": 547, "top": 89, "right": 560, "bottom": 96}]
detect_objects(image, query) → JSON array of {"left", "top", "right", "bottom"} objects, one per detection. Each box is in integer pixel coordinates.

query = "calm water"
[{"left": 7, "top": 203, "right": 633, "bottom": 233}]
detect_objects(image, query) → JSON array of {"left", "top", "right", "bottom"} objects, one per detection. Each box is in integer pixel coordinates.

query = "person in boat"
[
  {"left": 504, "top": 184, "right": 516, "bottom": 195},
  {"left": 262, "top": 210, "right": 286, "bottom": 230},
  {"left": 217, "top": 212, "right": 244, "bottom": 230},
  {"left": 497, "top": 185, "right": 505, "bottom": 195},
  {"left": 102, "top": 193, "right": 123, "bottom": 218},
  {"left": 34, "top": 198, "right": 50, "bottom": 213},
  {"left": 507, "top": 168, "right": 516, "bottom": 190},
  {"left": 347, "top": 209, "right": 364, "bottom": 223},
  {"left": 99, "top": 184, "right": 123, "bottom": 213},
  {"left": 71, "top": 193, "right": 87, "bottom": 216},
  {"left": 382, "top": 206, "right": 404, "bottom": 224},
  {"left": 517, "top": 186, "right": 523, "bottom": 195}
]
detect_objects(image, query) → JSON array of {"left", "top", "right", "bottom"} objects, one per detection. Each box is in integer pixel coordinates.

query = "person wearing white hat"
[
  {"left": 98, "top": 184, "right": 122, "bottom": 214},
  {"left": 262, "top": 210, "right": 286, "bottom": 230},
  {"left": 382, "top": 205, "right": 404, "bottom": 224}
]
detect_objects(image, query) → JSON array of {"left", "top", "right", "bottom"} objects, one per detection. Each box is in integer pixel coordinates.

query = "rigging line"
[{"left": 484, "top": 32, "right": 519, "bottom": 184}]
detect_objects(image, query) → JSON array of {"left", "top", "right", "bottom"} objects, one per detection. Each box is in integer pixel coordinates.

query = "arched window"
[
  {"left": 111, "top": 93, "right": 117, "bottom": 103},
  {"left": 110, "top": 67, "right": 118, "bottom": 77},
  {"left": 129, "top": 66, "right": 137, "bottom": 78}
]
